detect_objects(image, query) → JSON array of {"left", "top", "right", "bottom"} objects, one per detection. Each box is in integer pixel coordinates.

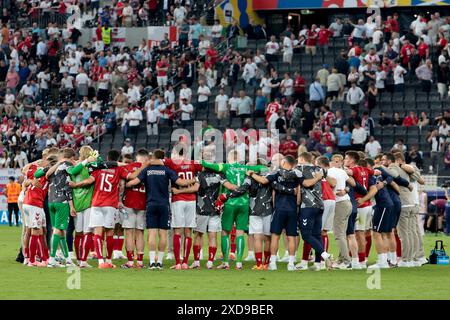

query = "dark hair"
[
  {"left": 107, "top": 149, "right": 121, "bottom": 161},
  {"left": 316, "top": 156, "right": 330, "bottom": 167},
  {"left": 283, "top": 155, "right": 295, "bottom": 166},
  {"left": 9, "top": 176, "right": 14, "bottom": 181},
  {"left": 137, "top": 148, "right": 149, "bottom": 157},
  {"left": 299, "top": 152, "right": 313, "bottom": 163},
  {"left": 345, "top": 151, "right": 360, "bottom": 163},
  {"left": 153, "top": 149, "right": 165, "bottom": 159},
  {"left": 385, "top": 152, "right": 395, "bottom": 163}
]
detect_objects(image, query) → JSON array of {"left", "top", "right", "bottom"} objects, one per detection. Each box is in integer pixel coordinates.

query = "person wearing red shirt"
[
  {"left": 400, "top": 40, "right": 415, "bottom": 67},
  {"left": 63, "top": 121, "right": 75, "bottom": 135},
  {"left": 318, "top": 24, "right": 332, "bottom": 56},
  {"left": 323, "top": 127, "right": 335, "bottom": 147},
  {"left": 265, "top": 99, "right": 281, "bottom": 123},
  {"left": 402, "top": 111, "right": 418, "bottom": 127},
  {"left": 120, "top": 149, "right": 149, "bottom": 269},
  {"left": 279, "top": 134, "right": 299, "bottom": 158},
  {"left": 156, "top": 55, "right": 169, "bottom": 90},
  {"left": 344, "top": 151, "right": 374, "bottom": 267},
  {"left": 116, "top": 1, "right": 125, "bottom": 26},
  {"left": 417, "top": 39, "right": 429, "bottom": 60},
  {"left": 23, "top": 155, "right": 55, "bottom": 266},
  {"left": 293, "top": 71, "right": 306, "bottom": 105},
  {"left": 206, "top": 45, "right": 219, "bottom": 66},
  {"left": 305, "top": 24, "right": 318, "bottom": 56},
  {"left": 69, "top": 150, "right": 131, "bottom": 269}
]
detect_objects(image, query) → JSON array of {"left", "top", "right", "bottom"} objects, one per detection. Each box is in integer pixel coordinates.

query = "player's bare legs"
[
  {"left": 355, "top": 230, "right": 366, "bottom": 267},
  {"left": 347, "top": 234, "right": 359, "bottom": 268},
  {"left": 157, "top": 229, "right": 167, "bottom": 268},
  {"left": 23, "top": 227, "right": 31, "bottom": 265},
  {"left": 148, "top": 228, "right": 158, "bottom": 268}
]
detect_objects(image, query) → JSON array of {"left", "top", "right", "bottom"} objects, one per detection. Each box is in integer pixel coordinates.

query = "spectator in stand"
[
  {"left": 179, "top": 98, "right": 194, "bottom": 128},
  {"left": 329, "top": 18, "right": 343, "bottom": 38},
  {"left": 437, "top": 61, "right": 449, "bottom": 99},
  {"left": 211, "top": 20, "right": 223, "bottom": 46},
  {"left": 327, "top": 68, "right": 343, "bottom": 102},
  {"left": 121, "top": 138, "right": 134, "bottom": 156},
  {"left": 309, "top": 77, "right": 325, "bottom": 113},
  {"left": 280, "top": 132, "right": 298, "bottom": 158},
  {"left": 346, "top": 81, "right": 365, "bottom": 112},
  {"left": 305, "top": 24, "right": 318, "bottom": 56},
  {"left": 197, "top": 79, "right": 211, "bottom": 114},
  {"left": 215, "top": 88, "right": 229, "bottom": 124},
  {"left": 365, "top": 136, "right": 381, "bottom": 159},
  {"left": 403, "top": 111, "right": 419, "bottom": 127},
  {"left": 293, "top": 71, "right": 306, "bottom": 106},
  {"left": 379, "top": 112, "right": 391, "bottom": 127},
  {"left": 282, "top": 34, "right": 293, "bottom": 65},
  {"left": 318, "top": 24, "right": 332, "bottom": 58},
  {"left": 366, "top": 81, "right": 378, "bottom": 115},
  {"left": 265, "top": 35, "right": 279, "bottom": 62},
  {"left": 392, "top": 112, "right": 403, "bottom": 126},
  {"left": 418, "top": 112, "right": 430, "bottom": 128},
  {"left": 254, "top": 89, "right": 267, "bottom": 119},
  {"left": 351, "top": 121, "right": 366, "bottom": 152},
  {"left": 350, "top": 19, "right": 366, "bottom": 46}
]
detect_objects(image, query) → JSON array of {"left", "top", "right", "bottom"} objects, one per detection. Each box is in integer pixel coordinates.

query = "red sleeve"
[
  {"left": 163, "top": 158, "right": 174, "bottom": 169},
  {"left": 194, "top": 162, "right": 203, "bottom": 173},
  {"left": 119, "top": 166, "right": 129, "bottom": 179},
  {"left": 365, "top": 167, "right": 374, "bottom": 177},
  {"left": 91, "top": 169, "right": 100, "bottom": 181}
]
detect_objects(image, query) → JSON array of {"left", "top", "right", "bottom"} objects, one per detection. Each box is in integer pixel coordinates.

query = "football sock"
[
  {"left": 137, "top": 253, "right": 144, "bottom": 263},
  {"left": 264, "top": 251, "right": 271, "bottom": 265},
  {"left": 126, "top": 250, "right": 134, "bottom": 262},
  {"left": 208, "top": 246, "right": 217, "bottom": 262},
  {"left": 255, "top": 252, "right": 263, "bottom": 266},
  {"left": 157, "top": 252, "right": 164, "bottom": 264},
  {"left": 302, "top": 242, "right": 312, "bottom": 261},
  {"left": 59, "top": 237, "right": 69, "bottom": 259},
  {"left": 94, "top": 234, "right": 104, "bottom": 260},
  {"left": 351, "top": 258, "right": 359, "bottom": 265},
  {"left": 193, "top": 245, "right": 201, "bottom": 262},
  {"left": 395, "top": 233, "right": 402, "bottom": 258},
  {"left": 117, "top": 236, "right": 124, "bottom": 251},
  {"left": 106, "top": 236, "right": 114, "bottom": 259},
  {"left": 113, "top": 235, "right": 119, "bottom": 251},
  {"left": 365, "top": 234, "right": 372, "bottom": 258},
  {"left": 247, "top": 250, "right": 255, "bottom": 258},
  {"left": 358, "top": 252, "right": 366, "bottom": 263},
  {"left": 29, "top": 235, "right": 39, "bottom": 263},
  {"left": 230, "top": 228, "right": 236, "bottom": 253},
  {"left": 321, "top": 234, "right": 329, "bottom": 252},
  {"left": 149, "top": 251, "right": 156, "bottom": 264},
  {"left": 50, "top": 234, "right": 61, "bottom": 258},
  {"left": 24, "top": 246, "right": 29, "bottom": 259},
  {"left": 221, "top": 235, "right": 230, "bottom": 263},
  {"left": 39, "top": 235, "right": 49, "bottom": 260},
  {"left": 182, "top": 237, "right": 192, "bottom": 264},
  {"left": 270, "top": 255, "right": 277, "bottom": 264},
  {"left": 36, "top": 235, "right": 44, "bottom": 260},
  {"left": 74, "top": 234, "right": 83, "bottom": 261},
  {"left": 236, "top": 235, "right": 245, "bottom": 263},
  {"left": 289, "top": 255, "right": 295, "bottom": 264},
  {"left": 388, "top": 251, "right": 397, "bottom": 263},
  {"left": 173, "top": 234, "right": 181, "bottom": 265}
]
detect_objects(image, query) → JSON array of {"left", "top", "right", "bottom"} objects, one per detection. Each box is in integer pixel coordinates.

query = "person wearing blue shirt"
[
  {"left": 126, "top": 149, "right": 195, "bottom": 269},
  {"left": 104, "top": 106, "right": 117, "bottom": 142},
  {"left": 190, "top": 18, "right": 203, "bottom": 48},
  {"left": 254, "top": 89, "right": 267, "bottom": 118},
  {"left": 308, "top": 78, "right": 325, "bottom": 111},
  {"left": 337, "top": 125, "right": 352, "bottom": 152}
]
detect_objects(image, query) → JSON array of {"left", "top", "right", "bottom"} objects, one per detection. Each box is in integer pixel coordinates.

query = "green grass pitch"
[{"left": 1, "top": 225, "right": 450, "bottom": 300}]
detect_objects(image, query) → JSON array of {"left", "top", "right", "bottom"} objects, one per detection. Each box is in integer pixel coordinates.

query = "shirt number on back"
[{"left": 99, "top": 173, "right": 114, "bottom": 192}]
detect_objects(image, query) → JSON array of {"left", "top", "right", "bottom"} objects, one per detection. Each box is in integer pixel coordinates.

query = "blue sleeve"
[
  {"left": 166, "top": 167, "right": 179, "bottom": 184},
  {"left": 137, "top": 168, "right": 146, "bottom": 182},
  {"left": 368, "top": 177, "right": 376, "bottom": 188},
  {"left": 354, "top": 182, "right": 368, "bottom": 196},
  {"left": 380, "top": 168, "right": 393, "bottom": 185},
  {"left": 393, "top": 175, "right": 410, "bottom": 187},
  {"left": 266, "top": 173, "right": 279, "bottom": 183}
]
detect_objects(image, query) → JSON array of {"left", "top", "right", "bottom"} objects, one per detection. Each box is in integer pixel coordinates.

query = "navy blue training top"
[{"left": 137, "top": 165, "right": 179, "bottom": 206}]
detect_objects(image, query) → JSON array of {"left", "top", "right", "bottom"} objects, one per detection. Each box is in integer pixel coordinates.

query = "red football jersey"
[
  {"left": 321, "top": 179, "right": 336, "bottom": 201},
  {"left": 91, "top": 166, "right": 128, "bottom": 208},
  {"left": 265, "top": 102, "right": 280, "bottom": 123},
  {"left": 164, "top": 158, "right": 201, "bottom": 202},
  {"left": 26, "top": 164, "right": 38, "bottom": 180},
  {"left": 24, "top": 176, "right": 49, "bottom": 208},
  {"left": 123, "top": 162, "right": 146, "bottom": 210},
  {"left": 351, "top": 166, "right": 371, "bottom": 208}
]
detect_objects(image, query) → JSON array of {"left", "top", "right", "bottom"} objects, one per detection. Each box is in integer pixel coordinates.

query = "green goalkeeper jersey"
[
  {"left": 201, "top": 161, "right": 265, "bottom": 207},
  {"left": 67, "top": 162, "right": 94, "bottom": 213},
  {"left": 66, "top": 159, "right": 115, "bottom": 213}
]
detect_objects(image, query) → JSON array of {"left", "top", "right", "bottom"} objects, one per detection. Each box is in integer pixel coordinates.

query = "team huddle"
[{"left": 18, "top": 143, "right": 428, "bottom": 271}]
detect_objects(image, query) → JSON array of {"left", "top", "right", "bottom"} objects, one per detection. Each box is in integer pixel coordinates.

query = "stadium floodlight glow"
[{"left": 288, "top": 15, "right": 292, "bottom": 20}]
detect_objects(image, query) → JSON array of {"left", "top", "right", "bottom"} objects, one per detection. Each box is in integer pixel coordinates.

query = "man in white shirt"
[
  {"left": 215, "top": 88, "right": 229, "bottom": 123},
  {"left": 242, "top": 57, "right": 257, "bottom": 88},
  {"left": 329, "top": 18, "right": 343, "bottom": 37},
  {"left": 122, "top": 1, "right": 134, "bottom": 27},
  {"left": 179, "top": 82, "right": 192, "bottom": 103},
  {"left": 37, "top": 69, "right": 51, "bottom": 99},
  {"left": 164, "top": 85, "right": 175, "bottom": 105},
  {"left": 346, "top": 82, "right": 365, "bottom": 111},
  {"left": 282, "top": 35, "right": 293, "bottom": 64},
  {"left": 127, "top": 105, "right": 143, "bottom": 142},
  {"left": 228, "top": 91, "right": 239, "bottom": 126},
  {"left": 265, "top": 35, "right": 279, "bottom": 62},
  {"left": 198, "top": 35, "right": 210, "bottom": 58},
  {"left": 211, "top": 20, "right": 223, "bottom": 45},
  {"left": 14, "top": 149, "right": 29, "bottom": 169},
  {"left": 75, "top": 69, "right": 90, "bottom": 99},
  {"left": 365, "top": 136, "right": 382, "bottom": 158},
  {"left": 351, "top": 122, "right": 367, "bottom": 151},
  {"left": 197, "top": 80, "right": 211, "bottom": 112},
  {"left": 180, "top": 98, "right": 194, "bottom": 128},
  {"left": 393, "top": 61, "right": 407, "bottom": 93},
  {"left": 121, "top": 138, "right": 134, "bottom": 156},
  {"left": 61, "top": 72, "right": 74, "bottom": 92},
  {"left": 146, "top": 100, "right": 160, "bottom": 136}
]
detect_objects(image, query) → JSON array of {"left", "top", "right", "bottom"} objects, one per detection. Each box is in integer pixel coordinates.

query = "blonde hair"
[
  {"left": 42, "top": 147, "right": 59, "bottom": 159},
  {"left": 331, "top": 154, "right": 344, "bottom": 162},
  {"left": 79, "top": 146, "right": 94, "bottom": 161}
]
